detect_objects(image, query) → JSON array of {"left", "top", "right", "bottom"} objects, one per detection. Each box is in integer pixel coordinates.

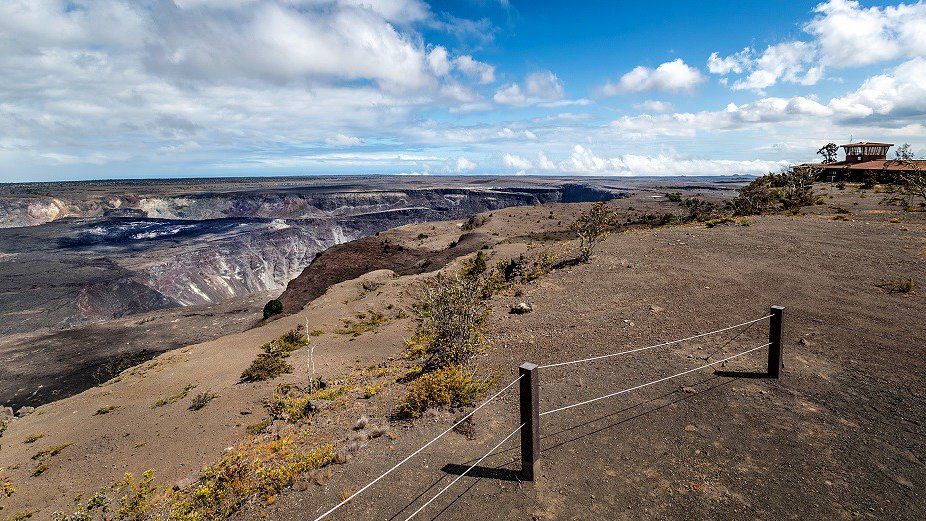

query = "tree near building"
[
  {"left": 817, "top": 143, "right": 839, "bottom": 164},
  {"left": 888, "top": 143, "right": 925, "bottom": 206}
]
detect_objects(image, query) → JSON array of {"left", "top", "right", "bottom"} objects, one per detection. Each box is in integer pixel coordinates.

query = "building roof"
[
  {"left": 840, "top": 142, "right": 894, "bottom": 148},
  {"left": 815, "top": 159, "right": 926, "bottom": 171}
]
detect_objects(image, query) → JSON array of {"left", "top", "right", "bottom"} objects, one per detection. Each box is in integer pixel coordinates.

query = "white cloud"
[
  {"left": 707, "top": 48, "right": 752, "bottom": 75},
  {"left": 602, "top": 59, "right": 704, "bottom": 95},
  {"left": 710, "top": 1, "right": 926, "bottom": 91},
  {"left": 325, "top": 133, "right": 362, "bottom": 146},
  {"left": 494, "top": 70, "right": 565, "bottom": 106},
  {"left": 732, "top": 42, "right": 817, "bottom": 91},
  {"left": 427, "top": 45, "right": 452, "bottom": 76},
  {"left": 612, "top": 57, "right": 926, "bottom": 135},
  {"left": 829, "top": 57, "right": 926, "bottom": 122},
  {"left": 454, "top": 55, "right": 495, "bottom": 84},
  {"left": 501, "top": 145, "right": 789, "bottom": 176},
  {"left": 502, "top": 153, "right": 534, "bottom": 170},
  {"left": 0, "top": 0, "right": 503, "bottom": 176},
  {"left": 455, "top": 156, "right": 477, "bottom": 172},
  {"left": 633, "top": 100, "right": 674, "bottom": 113},
  {"left": 806, "top": 0, "right": 926, "bottom": 65}
]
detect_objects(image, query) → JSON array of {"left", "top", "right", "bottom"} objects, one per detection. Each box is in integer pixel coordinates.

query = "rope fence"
[{"left": 312, "top": 305, "right": 786, "bottom": 520}]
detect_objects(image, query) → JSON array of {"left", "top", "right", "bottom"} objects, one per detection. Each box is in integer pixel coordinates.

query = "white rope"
[
  {"left": 540, "top": 342, "right": 771, "bottom": 417},
  {"left": 538, "top": 315, "right": 773, "bottom": 369},
  {"left": 312, "top": 374, "right": 523, "bottom": 521},
  {"left": 403, "top": 423, "right": 525, "bottom": 521}
]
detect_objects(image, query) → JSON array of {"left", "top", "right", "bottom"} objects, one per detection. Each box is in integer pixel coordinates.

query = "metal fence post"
[
  {"left": 768, "top": 306, "right": 784, "bottom": 378},
  {"left": 519, "top": 362, "right": 540, "bottom": 481}
]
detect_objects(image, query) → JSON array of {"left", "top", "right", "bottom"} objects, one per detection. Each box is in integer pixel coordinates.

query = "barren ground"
[{"left": 1, "top": 183, "right": 923, "bottom": 520}]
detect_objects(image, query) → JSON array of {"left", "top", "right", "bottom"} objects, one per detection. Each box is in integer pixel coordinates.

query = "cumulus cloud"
[
  {"left": 500, "top": 145, "right": 789, "bottom": 176},
  {"left": 613, "top": 57, "right": 926, "bottom": 135},
  {"left": 325, "top": 133, "right": 362, "bottom": 146},
  {"left": 707, "top": 48, "right": 752, "bottom": 75},
  {"left": 494, "top": 70, "right": 566, "bottom": 106},
  {"left": 806, "top": 0, "right": 926, "bottom": 65},
  {"left": 602, "top": 59, "right": 704, "bottom": 95},
  {"left": 455, "top": 156, "right": 477, "bottom": 172},
  {"left": 454, "top": 55, "right": 496, "bottom": 84},
  {"left": 502, "top": 153, "right": 534, "bottom": 171},
  {"left": 0, "top": 0, "right": 501, "bottom": 175},
  {"left": 709, "top": 1, "right": 926, "bottom": 91},
  {"left": 633, "top": 100, "right": 675, "bottom": 113}
]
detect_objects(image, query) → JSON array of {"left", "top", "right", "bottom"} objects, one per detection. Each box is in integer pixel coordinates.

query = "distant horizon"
[
  {"left": 0, "top": 172, "right": 764, "bottom": 187},
  {"left": 1, "top": 1, "right": 924, "bottom": 182}
]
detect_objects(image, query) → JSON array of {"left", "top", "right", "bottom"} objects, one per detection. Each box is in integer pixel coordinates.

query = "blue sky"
[{"left": 1, "top": 0, "right": 924, "bottom": 181}]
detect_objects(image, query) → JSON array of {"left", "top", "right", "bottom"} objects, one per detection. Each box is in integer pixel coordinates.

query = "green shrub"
[
  {"left": 413, "top": 273, "right": 490, "bottom": 370},
  {"left": 240, "top": 354, "right": 293, "bottom": 382},
  {"left": 189, "top": 391, "right": 217, "bottom": 411},
  {"left": 262, "top": 299, "right": 284, "bottom": 319},
  {"left": 571, "top": 202, "right": 617, "bottom": 262},
  {"left": 240, "top": 329, "right": 306, "bottom": 382},
  {"left": 264, "top": 385, "right": 315, "bottom": 423},
  {"left": 396, "top": 365, "right": 487, "bottom": 419}
]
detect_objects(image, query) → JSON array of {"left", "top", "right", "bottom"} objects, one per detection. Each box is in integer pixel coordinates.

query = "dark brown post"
[
  {"left": 519, "top": 363, "right": 539, "bottom": 481},
  {"left": 768, "top": 306, "right": 784, "bottom": 378}
]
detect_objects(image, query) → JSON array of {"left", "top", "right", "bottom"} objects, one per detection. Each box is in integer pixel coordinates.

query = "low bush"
[
  {"left": 335, "top": 310, "right": 388, "bottom": 337},
  {"left": 169, "top": 436, "right": 334, "bottom": 519},
  {"left": 94, "top": 405, "right": 118, "bottom": 416},
  {"left": 240, "top": 328, "right": 307, "bottom": 382},
  {"left": 461, "top": 214, "right": 488, "bottom": 231},
  {"left": 412, "top": 272, "right": 490, "bottom": 370},
  {"left": 571, "top": 202, "right": 617, "bottom": 262},
  {"left": 264, "top": 385, "right": 315, "bottom": 423},
  {"left": 240, "top": 353, "right": 293, "bottom": 382},
  {"left": 875, "top": 277, "right": 915, "bottom": 294},
  {"left": 395, "top": 365, "right": 487, "bottom": 419},
  {"left": 188, "top": 391, "right": 217, "bottom": 411}
]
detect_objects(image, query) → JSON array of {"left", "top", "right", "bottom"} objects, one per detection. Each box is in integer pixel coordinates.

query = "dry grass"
[
  {"left": 395, "top": 365, "right": 487, "bottom": 419},
  {"left": 168, "top": 435, "right": 334, "bottom": 519},
  {"left": 152, "top": 384, "right": 196, "bottom": 408},
  {"left": 93, "top": 405, "right": 118, "bottom": 416},
  {"left": 334, "top": 310, "right": 389, "bottom": 337},
  {"left": 188, "top": 391, "right": 217, "bottom": 411},
  {"left": 23, "top": 433, "right": 44, "bottom": 444},
  {"left": 875, "top": 277, "right": 916, "bottom": 294}
]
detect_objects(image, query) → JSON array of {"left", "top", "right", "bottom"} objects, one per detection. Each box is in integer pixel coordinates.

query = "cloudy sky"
[{"left": 1, "top": 0, "right": 925, "bottom": 181}]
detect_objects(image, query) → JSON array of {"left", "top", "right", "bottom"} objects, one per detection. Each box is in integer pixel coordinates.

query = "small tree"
[
  {"left": 894, "top": 143, "right": 915, "bottom": 161},
  {"left": 888, "top": 144, "right": 925, "bottom": 206},
  {"left": 571, "top": 202, "right": 616, "bottom": 262},
  {"left": 263, "top": 299, "right": 283, "bottom": 319},
  {"left": 817, "top": 143, "right": 839, "bottom": 164},
  {"left": 780, "top": 165, "right": 819, "bottom": 209},
  {"left": 414, "top": 272, "right": 491, "bottom": 370},
  {"left": 728, "top": 176, "right": 775, "bottom": 216}
]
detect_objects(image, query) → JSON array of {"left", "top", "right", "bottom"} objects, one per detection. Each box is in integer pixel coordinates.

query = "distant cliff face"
[
  {"left": 0, "top": 186, "right": 598, "bottom": 228},
  {"left": 0, "top": 183, "right": 618, "bottom": 332}
]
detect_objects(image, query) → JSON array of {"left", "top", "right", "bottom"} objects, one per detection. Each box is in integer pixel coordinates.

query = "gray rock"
[
  {"left": 510, "top": 302, "right": 533, "bottom": 314},
  {"left": 16, "top": 406, "right": 35, "bottom": 417},
  {"left": 1, "top": 406, "right": 13, "bottom": 419}
]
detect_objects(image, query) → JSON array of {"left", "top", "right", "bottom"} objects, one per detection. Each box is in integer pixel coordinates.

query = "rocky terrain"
[
  {"left": 1, "top": 180, "right": 920, "bottom": 520},
  {"left": 0, "top": 176, "right": 624, "bottom": 409}
]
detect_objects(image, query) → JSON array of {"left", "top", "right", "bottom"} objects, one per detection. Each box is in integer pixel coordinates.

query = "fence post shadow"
[{"left": 440, "top": 464, "right": 521, "bottom": 482}]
